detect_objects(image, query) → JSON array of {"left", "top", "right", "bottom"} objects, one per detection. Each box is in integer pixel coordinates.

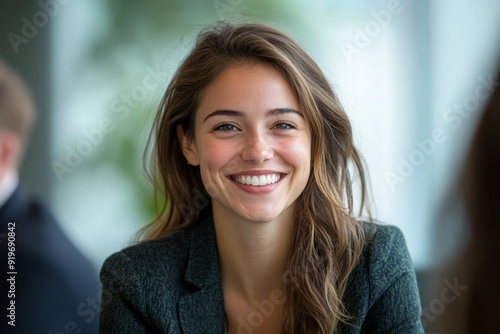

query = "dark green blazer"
[{"left": 99, "top": 217, "right": 424, "bottom": 333}]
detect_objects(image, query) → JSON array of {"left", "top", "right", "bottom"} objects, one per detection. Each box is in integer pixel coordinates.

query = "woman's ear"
[{"left": 176, "top": 125, "right": 199, "bottom": 166}]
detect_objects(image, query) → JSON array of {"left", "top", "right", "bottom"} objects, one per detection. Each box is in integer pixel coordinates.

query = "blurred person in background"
[
  {"left": 0, "top": 58, "right": 100, "bottom": 333},
  {"left": 434, "top": 67, "right": 499, "bottom": 334}
]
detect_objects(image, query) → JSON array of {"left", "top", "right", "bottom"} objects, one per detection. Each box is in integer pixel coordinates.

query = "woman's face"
[{"left": 179, "top": 63, "right": 311, "bottom": 224}]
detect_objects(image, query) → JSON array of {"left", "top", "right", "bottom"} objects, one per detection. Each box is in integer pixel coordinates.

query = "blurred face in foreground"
[{"left": 180, "top": 62, "right": 312, "bottom": 225}]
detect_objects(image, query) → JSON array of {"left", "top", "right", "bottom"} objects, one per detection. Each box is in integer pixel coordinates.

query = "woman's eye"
[
  {"left": 214, "top": 123, "right": 238, "bottom": 131},
  {"left": 273, "top": 122, "right": 295, "bottom": 130}
]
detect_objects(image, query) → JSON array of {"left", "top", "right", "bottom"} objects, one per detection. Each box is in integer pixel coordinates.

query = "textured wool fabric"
[{"left": 99, "top": 217, "right": 423, "bottom": 333}]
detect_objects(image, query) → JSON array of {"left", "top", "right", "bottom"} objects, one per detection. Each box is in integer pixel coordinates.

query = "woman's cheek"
[
  {"left": 197, "top": 141, "right": 236, "bottom": 197},
  {"left": 283, "top": 138, "right": 311, "bottom": 167}
]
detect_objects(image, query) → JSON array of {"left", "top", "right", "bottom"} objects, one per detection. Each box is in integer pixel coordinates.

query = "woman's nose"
[{"left": 240, "top": 132, "right": 273, "bottom": 164}]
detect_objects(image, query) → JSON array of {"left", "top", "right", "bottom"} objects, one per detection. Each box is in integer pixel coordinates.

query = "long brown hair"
[{"left": 141, "top": 21, "right": 369, "bottom": 333}]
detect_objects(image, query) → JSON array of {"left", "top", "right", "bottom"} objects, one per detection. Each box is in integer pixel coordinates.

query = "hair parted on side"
[{"left": 140, "top": 20, "right": 370, "bottom": 333}]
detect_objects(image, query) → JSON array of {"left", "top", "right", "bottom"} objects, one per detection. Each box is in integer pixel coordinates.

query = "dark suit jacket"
[
  {"left": 100, "top": 216, "right": 423, "bottom": 333},
  {"left": 0, "top": 186, "right": 101, "bottom": 334}
]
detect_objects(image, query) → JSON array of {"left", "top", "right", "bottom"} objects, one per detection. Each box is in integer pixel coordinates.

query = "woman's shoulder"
[
  {"left": 98, "top": 224, "right": 208, "bottom": 321},
  {"left": 340, "top": 222, "right": 423, "bottom": 332},
  {"left": 345, "top": 221, "right": 417, "bottom": 302},
  {"left": 98, "top": 218, "right": 221, "bottom": 329},
  {"left": 361, "top": 221, "right": 409, "bottom": 251},
  {"left": 99, "top": 225, "right": 197, "bottom": 291},
  {"left": 359, "top": 221, "right": 414, "bottom": 275},
  {"left": 100, "top": 216, "right": 217, "bottom": 283},
  {"left": 107, "top": 228, "right": 189, "bottom": 264}
]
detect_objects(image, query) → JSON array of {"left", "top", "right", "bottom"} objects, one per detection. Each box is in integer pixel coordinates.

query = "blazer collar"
[
  {"left": 178, "top": 216, "right": 226, "bottom": 333},
  {"left": 0, "top": 184, "right": 28, "bottom": 221}
]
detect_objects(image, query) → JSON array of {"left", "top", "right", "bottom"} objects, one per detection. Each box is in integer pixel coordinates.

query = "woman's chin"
[{"left": 236, "top": 207, "right": 291, "bottom": 225}]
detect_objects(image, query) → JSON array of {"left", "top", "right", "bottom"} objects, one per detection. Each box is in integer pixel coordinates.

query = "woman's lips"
[{"left": 231, "top": 173, "right": 282, "bottom": 186}]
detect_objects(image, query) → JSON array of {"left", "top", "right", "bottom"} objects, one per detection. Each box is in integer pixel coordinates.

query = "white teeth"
[
  {"left": 251, "top": 176, "right": 259, "bottom": 186},
  {"left": 233, "top": 174, "right": 281, "bottom": 186}
]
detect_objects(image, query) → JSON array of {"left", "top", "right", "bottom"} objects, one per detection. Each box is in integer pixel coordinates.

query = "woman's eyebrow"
[
  {"left": 267, "top": 107, "right": 303, "bottom": 118},
  {"left": 203, "top": 109, "right": 245, "bottom": 123},
  {"left": 203, "top": 107, "right": 303, "bottom": 123}
]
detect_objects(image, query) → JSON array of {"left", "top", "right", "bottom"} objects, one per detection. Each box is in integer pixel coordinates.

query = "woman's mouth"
[{"left": 231, "top": 174, "right": 282, "bottom": 186}]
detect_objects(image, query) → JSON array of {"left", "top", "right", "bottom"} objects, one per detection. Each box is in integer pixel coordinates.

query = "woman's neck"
[{"left": 213, "top": 206, "right": 293, "bottom": 300}]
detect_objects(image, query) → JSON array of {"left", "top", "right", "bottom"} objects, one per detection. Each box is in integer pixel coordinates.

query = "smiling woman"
[
  {"left": 98, "top": 21, "right": 424, "bottom": 334},
  {"left": 180, "top": 63, "right": 311, "bottom": 226}
]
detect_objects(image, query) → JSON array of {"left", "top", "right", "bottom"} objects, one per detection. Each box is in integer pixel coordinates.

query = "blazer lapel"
[{"left": 178, "top": 217, "right": 226, "bottom": 334}]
